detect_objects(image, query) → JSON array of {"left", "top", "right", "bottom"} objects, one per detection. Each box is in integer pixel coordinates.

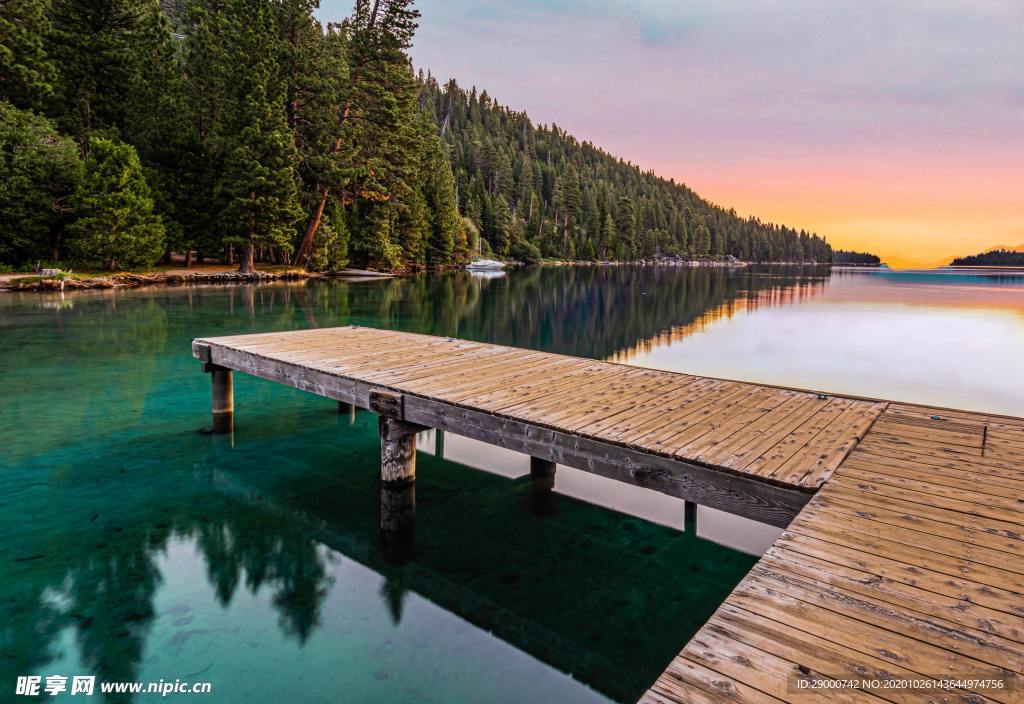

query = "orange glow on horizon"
[{"left": 656, "top": 154, "right": 1024, "bottom": 268}]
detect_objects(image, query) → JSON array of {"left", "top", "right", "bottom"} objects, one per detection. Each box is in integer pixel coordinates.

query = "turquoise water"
[{"left": 3, "top": 265, "right": 1022, "bottom": 703}]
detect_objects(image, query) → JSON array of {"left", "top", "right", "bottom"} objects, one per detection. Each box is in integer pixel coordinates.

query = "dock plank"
[{"left": 643, "top": 404, "right": 1024, "bottom": 704}]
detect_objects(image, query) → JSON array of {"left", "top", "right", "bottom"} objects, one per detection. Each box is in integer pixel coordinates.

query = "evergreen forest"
[{"left": 0, "top": 0, "right": 835, "bottom": 272}]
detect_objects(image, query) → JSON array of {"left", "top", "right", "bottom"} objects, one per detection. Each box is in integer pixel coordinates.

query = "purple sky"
[{"left": 318, "top": 0, "right": 1024, "bottom": 266}]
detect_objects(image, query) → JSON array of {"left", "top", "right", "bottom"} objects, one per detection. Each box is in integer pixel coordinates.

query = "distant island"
[
  {"left": 832, "top": 250, "right": 882, "bottom": 266},
  {"left": 950, "top": 249, "right": 1024, "bottom": 267}
]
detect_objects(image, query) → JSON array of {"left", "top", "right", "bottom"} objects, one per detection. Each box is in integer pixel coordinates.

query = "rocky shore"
[{"left": 1, "top": 269, "right": 310, "bottom": 291}]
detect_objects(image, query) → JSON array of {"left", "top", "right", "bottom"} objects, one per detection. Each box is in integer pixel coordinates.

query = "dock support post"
[
  {"left": 378, "top": 417, "right": 419, "bottom": 559},
  {"left": 380, "top": 416, "right": 418, "bottom": 484},
  {"left": 435, "top": 429, "right": 444, "bottom": 458},
  {"left": 685, "top": 500, "right": 697, "bottom": 534},
  {"left": 202, "top": 362, "right": 234, "bottom": 434},
  {"left": 370, "top": 389, "right": 426, "bottom": 558}
]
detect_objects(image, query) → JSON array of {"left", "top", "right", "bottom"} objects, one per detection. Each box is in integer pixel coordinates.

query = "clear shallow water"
[{"left": 2, "top": 265, "right": 1021, "bottom": 703}]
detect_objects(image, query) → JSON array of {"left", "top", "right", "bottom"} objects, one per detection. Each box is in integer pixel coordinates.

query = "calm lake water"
[{"left": 2, "top": 265, "right": 1022, "bottom": 703}]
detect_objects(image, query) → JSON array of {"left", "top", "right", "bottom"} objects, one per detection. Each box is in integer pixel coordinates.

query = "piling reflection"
[
  {"left": 380, "top": 482, "right": 416, "bottom": 564},
  {"left": 528, "top": 457, "right": 558, "bottom": 516}
]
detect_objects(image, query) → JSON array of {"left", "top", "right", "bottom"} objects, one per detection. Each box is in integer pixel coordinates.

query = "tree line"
[
  {"left": 950, "top": 249, "right": 1024, "bottom": 267},
  {"left": 832, "top": 250, "right": 881, "bottom": 266},
  {"left": 1, "top": 0, "right": 835, "bottom": 273}
]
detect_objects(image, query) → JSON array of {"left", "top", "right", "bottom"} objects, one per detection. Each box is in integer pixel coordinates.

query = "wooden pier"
[
  {"left": 193, "top": 326, "right": 885, "bottom": 527},
  {"left": 191, "top": 325, "right": 1024, "bottom": 702}
]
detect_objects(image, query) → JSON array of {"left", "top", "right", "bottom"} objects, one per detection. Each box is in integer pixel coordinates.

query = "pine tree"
[
  {"left": 123, "top": 3, "right": 191, "bottom": 262},
  {"left": 515, "top": 155, "right": 532, "bottom": 216},
  {"left": 0, "top": 103, "right": 81, "bottom": 263},
  {"left": 580, "top": 237, "right": 596, "bottom": 261},
  {"left": 687, "top": 206, "right": 710, "bottom": 257},
  {"left": 47, "top": 0, "right": 170, "bottom": 144},
  {"left": 614, "top": 195, "right": 636, "bottom": 259},
  {"left": 558, "top": 163, "right": 581, "bottom": 249},
  {"left": 600, "top": 212, "right": 615, "bottom": 260},
  {"left": 219, "top": 92, "right": 303, "bottom": 273},
  {"left": 0, "top": 0, "right": 56, "bottom": 110},
  {"left": 67, "top": 138, "right": 165, "bottom": 269},
  {"left": 293, "top": 0, "right": 420, "bottom": 268},
  {"left": 216, "top": 0, "right": 303, "bottom": 273},
  {"left": 711, "top": 228, "right": 725, "bottom": 256},
  {"left": 309, "top": 202, "right": 350, "bottom": 270},
  {"left": 421, "top": 120, "right": 460, "bottom": 265},
  {"left": 274, "top": 0, "right": 349, "bottom": 220},
  {"left": 491, "top": 193, "right": 512, "bottom": 255},
  {"left": 179, "top": 0, "right": 236, "bottom": 262}
]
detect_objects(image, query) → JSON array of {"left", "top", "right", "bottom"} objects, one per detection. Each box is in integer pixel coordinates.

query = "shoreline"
[
  {"left": 1, "top": 257, "right": 847, "bottom": 292},
  {"left": 540, "top": 257, "right": 831, "bottom": 268},
  {"left": 0, "top": 268, "right": 313, "bottom": 292}
]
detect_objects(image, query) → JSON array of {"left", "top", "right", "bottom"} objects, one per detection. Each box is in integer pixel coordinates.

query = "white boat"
[{"left": 465, "top": 258, "right": 505, "bottom": 271}]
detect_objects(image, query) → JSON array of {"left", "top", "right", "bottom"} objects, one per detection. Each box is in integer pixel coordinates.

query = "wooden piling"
[
  {"left": 203, "top": 362, "right": 234, "bottom": 434},
  {"left": 370, "top": 388, "right": 424, "bottom": 485},
  {"left": 371, "top": 388, "right": 421, "bottom": 556},
  {"left": 379, "top": 416, "right": 418, "bottom": 484}
]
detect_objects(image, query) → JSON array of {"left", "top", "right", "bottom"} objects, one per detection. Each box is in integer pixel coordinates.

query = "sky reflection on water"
[{"left": 622, "top": 267, "right": 1024, "bottom": 416}]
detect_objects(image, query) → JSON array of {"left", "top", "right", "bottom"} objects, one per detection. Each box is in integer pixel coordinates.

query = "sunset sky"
[{"left": 320, "top": 1, "right": 1024, "bottom": 267}]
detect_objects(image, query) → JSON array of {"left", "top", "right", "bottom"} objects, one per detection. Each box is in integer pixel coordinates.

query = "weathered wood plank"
[{"left": 642, "top": 400, "right": 1024, "bottom": 704}]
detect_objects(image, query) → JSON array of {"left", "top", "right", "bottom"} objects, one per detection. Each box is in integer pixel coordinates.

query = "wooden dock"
[
  {"left": 193, "top": 326, "right": 885, "bottom": 527},
  {"left": 191, "top": 325, "right": 1024, "bottom": 702}
]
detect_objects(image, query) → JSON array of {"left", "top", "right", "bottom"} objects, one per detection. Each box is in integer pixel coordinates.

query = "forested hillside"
[
  {"left": 0, "top": 0, "right": 833, "bottom": 272},
  {"left": 419, "top": 76, "right": 832, "bottom": 264}
]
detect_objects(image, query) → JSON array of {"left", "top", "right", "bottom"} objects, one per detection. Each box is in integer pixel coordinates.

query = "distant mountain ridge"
[{"left": 982, "top": 243, "right": 1024, "bottom": 253}]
